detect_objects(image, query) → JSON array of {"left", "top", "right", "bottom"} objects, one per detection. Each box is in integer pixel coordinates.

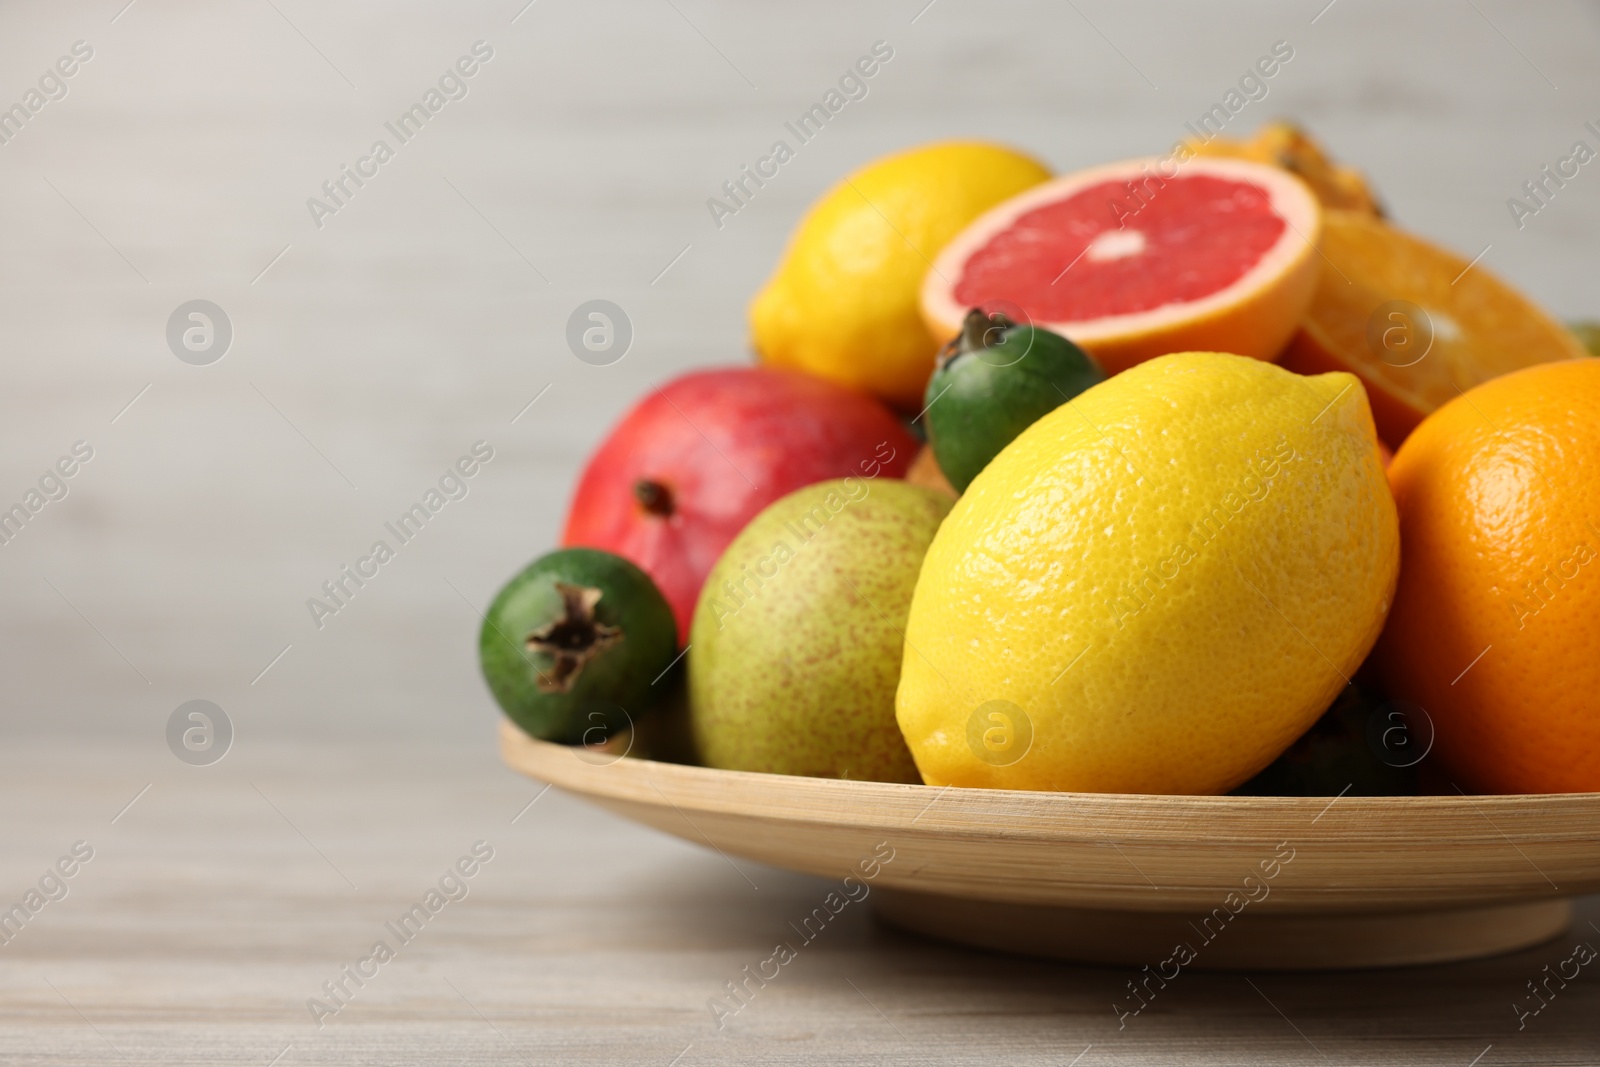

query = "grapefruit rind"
[{"left": 920, "top": 157, "right": 1323, "bottom": 374}]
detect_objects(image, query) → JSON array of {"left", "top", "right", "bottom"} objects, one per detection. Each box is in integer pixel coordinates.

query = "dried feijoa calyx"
[
  {"left": 479, "top": 547, "right": 677, "bottom": 744},
  {"left": 924, "top": 308, "right": 1105, "bottom": 493}
]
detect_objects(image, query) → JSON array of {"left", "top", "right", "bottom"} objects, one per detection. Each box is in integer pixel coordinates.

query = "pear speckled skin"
[
  {"left": 689, "top": 479, "right": 952, "bottom": 783},
  {"left": 896, "top": 352, "right": 1399, "bottom": 796}
]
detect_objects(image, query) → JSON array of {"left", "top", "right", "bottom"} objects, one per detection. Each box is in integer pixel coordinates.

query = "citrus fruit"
[
  {"left": 905, "top": 445, "right": 957, "bottom": 499},
  {"left": 923, "top": 309, "right": 1104, "bottom": 492},
  {"left": 480, "top": 548, "right": 678, "bottom": 744},
  {"left": 922, "top": 157, "right": 1321, "bottom": 375},
  {"left": 1374, "top": 359, "right": 1600, "bottom": 794},
  {"left": 1186, "top": 120, "right": 1383, "bottom": 215},
  {"left": 896, "top": 352, "right": 1398, "bottom": 795},
  {"left": 561, "top": 367, "right": 915, "bottom": 640},
  {"left": 750, "top": 141, "right": 1051, "bottom": 411},
  {"left": 1281, "top": 210, "right": 1586, "bottom": 449}
]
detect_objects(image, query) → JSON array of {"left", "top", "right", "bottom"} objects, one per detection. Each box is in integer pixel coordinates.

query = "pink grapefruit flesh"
[{"left": 922, "top": 157, "right": 1323, "bottom": 373}]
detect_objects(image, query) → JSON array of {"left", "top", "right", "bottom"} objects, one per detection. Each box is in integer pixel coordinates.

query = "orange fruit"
[
  {"left": 1374, "top": 359, "right": 1600, "bottom": 794},
  {"left": 904, "top": 445, "right": 956, "bottom": 498},
  {"left": 1281, "top": 211, "right": 1585, "bottom": 449},
  {"left": 921, "top": 157, "right": 1321, "bottom": 375},
  {"left": 1186, "top": 120, "right": 1383, "bottom": 215}
]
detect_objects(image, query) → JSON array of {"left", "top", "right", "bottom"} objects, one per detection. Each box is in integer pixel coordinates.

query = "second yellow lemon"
[
  {"left": 750, "top": 141, "right": 1050, "bottom": 411},
  {"left": 895, "top": 352, "right": 1399, "bottom": 795}
]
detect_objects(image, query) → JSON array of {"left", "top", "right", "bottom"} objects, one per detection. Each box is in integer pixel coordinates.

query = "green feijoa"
[
  {"left": 924, "top": 308, "right": 1105, "bottom": 492},
  {"left": 479, "top": 547, "right": 677, "bottom": 744}
]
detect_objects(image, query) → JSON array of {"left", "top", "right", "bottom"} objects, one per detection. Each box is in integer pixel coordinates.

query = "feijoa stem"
[
  {"left": 943, "top": 308, "right": 1015, "bottom": 371},
  {"left": 962, "top": 308, "right": 993, "bottom": 352}
]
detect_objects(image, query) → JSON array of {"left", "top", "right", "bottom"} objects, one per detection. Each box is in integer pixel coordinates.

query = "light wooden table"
[
  {"left": 3, "top": 0, "right": 1599, "bottom": 1061},
  {"left": 3, "top": 742, "right": 1596, "bottom": 1066}
]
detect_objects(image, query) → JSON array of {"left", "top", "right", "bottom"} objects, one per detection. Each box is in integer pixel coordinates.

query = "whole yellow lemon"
[
  {"left": 895, "top": 352, "right": 1398, "bottom": 795},
  {"left": 750, "top": 141, "right": 1050, "bottom": 411}
]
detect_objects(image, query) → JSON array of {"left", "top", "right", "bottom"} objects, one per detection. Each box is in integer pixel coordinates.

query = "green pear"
[{"left": 689, "top": 477, "right": 952, "bottom": 782}]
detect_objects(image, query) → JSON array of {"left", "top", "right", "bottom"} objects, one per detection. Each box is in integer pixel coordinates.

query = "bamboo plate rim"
[{"left": 499, "top": 720, "right": 1600, "bottom": 840}]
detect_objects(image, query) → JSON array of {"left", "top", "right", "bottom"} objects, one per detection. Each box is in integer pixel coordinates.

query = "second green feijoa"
[
  {"left": 479, "top": 547, "right": 677, "bottom": 744},
  {"left": 1568, "top": 320, "right": 1600, "bottom": 357},
  {"left": 924, "top": 307, "right": 1105, "bottom": 492}
]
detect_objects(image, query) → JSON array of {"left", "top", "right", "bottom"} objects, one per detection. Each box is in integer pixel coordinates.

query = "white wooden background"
[{"left": 1, "top": 0, "right": 1597, "bottom": 1062}]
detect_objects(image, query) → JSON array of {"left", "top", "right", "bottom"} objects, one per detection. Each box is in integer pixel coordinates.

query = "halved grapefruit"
[
  {"left": 1281, "top": 210, "right": 1587, "bottom": 449},
  {"left": 921, "top": 157, "right": 1322, "bottom": 374}
]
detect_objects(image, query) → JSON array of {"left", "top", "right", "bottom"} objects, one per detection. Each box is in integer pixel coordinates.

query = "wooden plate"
[{"left": 500, "top": 721, "right": 1600, "bottom": 969}]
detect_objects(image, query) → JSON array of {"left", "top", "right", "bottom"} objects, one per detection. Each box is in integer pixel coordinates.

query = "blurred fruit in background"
[
  {"left": 1567, "top": 320, "right": 1600, "bottom": 356},
  {"left": 1281, "top": 210, "right": 1586, "bottom": 449},
  {"left": 898, "top": 353, "right": 1397, "bottom": 794},
  {"left": 562, "top": 367, "right": 914, "bottom": 639},
  {"left": 1187, "top": 120, "right": 1384, "bottom": 215},
  {"left": 923, "top": 309, "right": 1104, "bottom": 492},
  {"left": 905, "top": 445, "right": 957, "bottom": 499},
  {"left": 1375, "top": 359, "right": 1600, "bottom": 794},
  {"left": 922, "top": 158, "right": 1321, "bottom": 374},
  {"left": 689, "top": 479, "right": 952, "bottom": 783},
  {"left": 750, "top": 141, "right": 1051, "bottom": 411}
]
